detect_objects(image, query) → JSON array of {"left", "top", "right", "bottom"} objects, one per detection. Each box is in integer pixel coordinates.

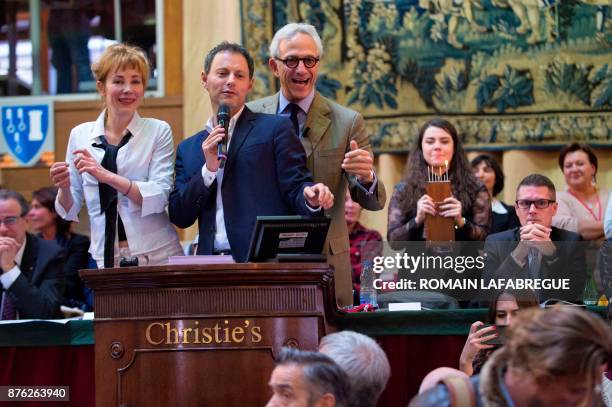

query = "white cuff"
[
  {"left": 356, "top": 171, "right": 378, "bottom": 195},
  {"left": 305, "top": 200, "right": 322, "bottom": 212},
  {"left": 135, "top": 181, "right": 167, "bottom": 217},
  {"left": 202, "top": 165, "right": 217, "bottom": 187},
  {"left": 0, "top": 265, "right": 20, "bottom": 289},
  {"left": 55, "top": 196, "right": 80, "bottom": 222}
]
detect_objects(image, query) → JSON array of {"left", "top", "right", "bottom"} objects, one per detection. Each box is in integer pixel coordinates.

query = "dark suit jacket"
[
  {"left": 483, "top": 227, "right": 586, "bottom": 302},
  {"left": 55, "top": 232, "right": 90, "bottom": 303},
  {"left": 491, "top": 201, "right": 520, "bottom": 234},
  {"left": 248, "top": 92, "right": 387, "bottom": 307},
  {"left": 3, "top": 233, "right": 65, "bottom": 319},
  {"left": 169, "top": 107, "right": 317, "bottom": 262}
]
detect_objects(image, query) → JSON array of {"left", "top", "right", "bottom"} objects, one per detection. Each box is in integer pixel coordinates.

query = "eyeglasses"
[
  {"left": 0, "top": 216, "right": 21, "bottom": 226},
  {"left": 515, "top": 199, "right": 556, "bottom": 209},
  {"left": 275, "top": 56, "right": 320, "bottom": 69}
]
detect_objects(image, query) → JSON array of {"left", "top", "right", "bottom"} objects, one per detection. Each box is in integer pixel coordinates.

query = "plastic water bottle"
[
  {"left": 583, "top": 277, "right": 598, "bottom": 306},
  {"left": 359, "top": 260, "right": 378, "bottom": 307}
]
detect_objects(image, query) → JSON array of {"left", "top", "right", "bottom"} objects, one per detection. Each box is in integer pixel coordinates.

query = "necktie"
[
  {"left": 288, "top": 103, "right": 301, "bottom": 137},
  {"left": 92, "top": 132, "right": 132, "bottom": 268},
  {"left": 1, "top": 292, "right": 17, "bottom": 320},
  {"left": 527, "top": 247, "right": 542, "bottom": 301},
  {"left": 527, "top": 247, "right": 541, "bottom": 279}
]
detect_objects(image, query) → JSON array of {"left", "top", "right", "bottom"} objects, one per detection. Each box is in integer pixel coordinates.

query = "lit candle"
[{"left": 444, "top": 160, "right": 448, "bottom": 181}]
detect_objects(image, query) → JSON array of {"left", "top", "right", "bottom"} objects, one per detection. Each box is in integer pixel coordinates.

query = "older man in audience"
[
  {"left": 0, "top": 189, "right": 64, "bottom": 319},
  {"left": 411, "top": 306, "right": 612, "bottom": 406},
  {"left": 266, "top": 347, "right": 349, "bottom": 407},
  {"left": 319, "top": 330, "right": 390, "bottom": 407}
]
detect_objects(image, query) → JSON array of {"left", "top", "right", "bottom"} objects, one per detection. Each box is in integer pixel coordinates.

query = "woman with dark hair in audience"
[
  {"left": 554, "top": 142, "right": 608, "bottom": 241},
  {"left": 388, "top": 118, "right": 491, "bottom": 242},
  {"left": 471, "top": 154, "right": 519, "bottom": 234},
  {"left": 459, "top": 289, "right": 538, "bottom": 376},
  {"left": 29, "top": 186, "right": 92, "bottom": 309}
]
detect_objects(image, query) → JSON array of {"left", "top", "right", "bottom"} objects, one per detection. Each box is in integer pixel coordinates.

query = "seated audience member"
[
  {"left": 29, "top": 186, "right": 91, "bottom": 309},
  {"left": 459, "top": 290, "right": 538, "bottom": 376},
  {"left": 0, "top": 189, "right": 64, "bottom": 319},
  {"left": 471, "top": 154, "right": 519, "bottom": 234},
  {"left": 483, "top": 174, "right": 586, "bottom": 303},
  {"left": 411, "top": 306, "right": 612, "bottom": 406},
  {"left": 388, "top": 118, "right": 490, "bottom": 242},
  {"left": 50, "top": 43, "right": 183, "bottom": 269},
  {"left": 266, "top": 347, "right": 349, "bottom": 407},
  {"left": 169, "top": 42, "right": 333, "bottom": 262},
  {"left": 346, "top": 190, "right": 383, "bottom": 304},
  {"left": 605, "top": 191, "right": 612, "bottom": 240},
  {"left": 417, "top": 367, "right": 470, "bottom": 394},
  {"left": 554, "top": 143, "right": 608, "bottom": 241},
  {"left": 319, "top": 330, "right": 390, "bottom": 407}
]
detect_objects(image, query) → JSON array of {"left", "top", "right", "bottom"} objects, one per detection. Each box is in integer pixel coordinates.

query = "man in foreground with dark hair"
[
  {"left": 482, "top": 173, "right": 586, "bottom": 303},
  {"left": 169, "top": 42, "right": 333, "bottom": 261},
  {"left": 0, "top": 189, "right": 64, "bottom": 319},
  {"left": 411, "top": 306, "right": 612, "bottom": 406},
  {"left": 266, "top": 347, "right": 349, "bottom": 407},
  {"left": 319, "top": 330, "right": 390, "bottom": 407}
]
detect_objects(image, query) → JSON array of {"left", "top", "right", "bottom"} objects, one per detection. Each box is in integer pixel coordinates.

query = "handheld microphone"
[{"left": 217, "top": 104, "right": 230, "bottom": 168}]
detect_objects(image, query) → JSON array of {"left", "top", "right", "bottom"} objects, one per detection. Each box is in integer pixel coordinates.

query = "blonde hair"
[{"left": 91, "top": 43, "right": 150, "bottom": 90}]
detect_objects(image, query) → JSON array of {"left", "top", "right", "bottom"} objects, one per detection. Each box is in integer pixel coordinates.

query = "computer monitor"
[{"left": 246, "top": 215, "right": 331, "bottom": 262}]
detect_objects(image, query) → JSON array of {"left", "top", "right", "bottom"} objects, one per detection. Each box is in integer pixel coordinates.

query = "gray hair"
[
  {"left": 268, "top": 23, "right": 324, "bottom": 58},
  {"left": 319, "top": 331, "right": 391, "bottom": 407},
  {"left": 276, "top": 347, "right": 349, "bottom": 407}
]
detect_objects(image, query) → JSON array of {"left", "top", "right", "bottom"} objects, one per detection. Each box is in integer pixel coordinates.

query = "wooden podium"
[{"left": 80, "top": 263, "right": 340, "bottom": 407}]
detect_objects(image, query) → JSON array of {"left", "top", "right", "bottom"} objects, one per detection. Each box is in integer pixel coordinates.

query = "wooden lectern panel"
[
  {"left": 118, "top": 348, "right": 274, "bottom": 406},
  {"left": 81, "top": 263, "right": 340, "bottom": 407}
]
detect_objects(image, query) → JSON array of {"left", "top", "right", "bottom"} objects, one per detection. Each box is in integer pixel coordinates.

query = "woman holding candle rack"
[{"left": 387, "top": 118, "right": 491, "bottom": 241}]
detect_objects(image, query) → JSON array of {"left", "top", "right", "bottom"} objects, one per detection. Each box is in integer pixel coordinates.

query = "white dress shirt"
[
  {"left": 201, "top": 107, "right": 244, "bottom": 252},
  {"left": 55, "top": 110, "right": 182, "bottom": 267}
]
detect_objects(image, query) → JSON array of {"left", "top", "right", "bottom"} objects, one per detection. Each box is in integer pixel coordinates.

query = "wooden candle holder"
[{"left": 425, "top": 181, "right": 455, "bottom": 242}]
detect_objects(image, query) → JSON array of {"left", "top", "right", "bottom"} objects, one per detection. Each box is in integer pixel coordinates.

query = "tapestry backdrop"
[{"left": 241, "top": 0, "right": 611, "bottom": 152}]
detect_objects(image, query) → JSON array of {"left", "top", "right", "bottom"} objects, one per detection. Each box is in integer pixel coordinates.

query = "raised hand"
[
  {"left": 50, "top": 162, "right": 71, "bottom": 189},
  {"left": 342, "top": 140, "right": 374, "bottom": 183},
  {"left": 73, "top": 149, "right": 110, "bottom": 183},
  {"left": 201, "top": 125, "right": 226, "bottom": 173}
]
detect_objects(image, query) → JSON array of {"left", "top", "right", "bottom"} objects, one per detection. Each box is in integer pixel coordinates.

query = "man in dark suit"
[
  {"left": 0, "top": 190, "right": 65, "bottom": 319},
  {"left": 169, "top": 42, "right": 333, "bottom": 262},
  {"left": 248, "top": 23, "right": 386, "bottom": 307},
  {"left": 483, "top": 174, "right": 586, "bottom": 303}
]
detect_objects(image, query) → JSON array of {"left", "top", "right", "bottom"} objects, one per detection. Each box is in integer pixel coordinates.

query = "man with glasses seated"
[
  {"left": 248, "top": 23, "right": 386, "bottom": 308},
  {"left": 483, "top": 174, "right": 586, "bottom": 303},
  {"left": 0, "top": 190, "right": 64, "bottom": 319}
]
